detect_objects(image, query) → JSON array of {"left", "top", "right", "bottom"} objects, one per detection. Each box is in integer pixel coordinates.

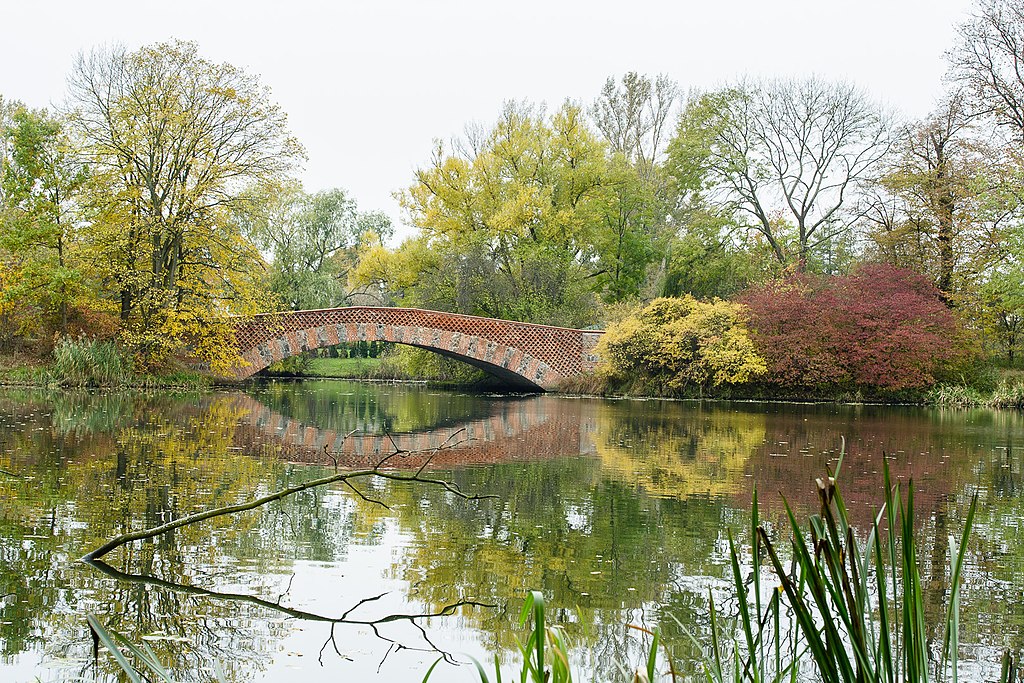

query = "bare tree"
[
  {"left": 949, "top": 0, "right": 1024, "bottom": 140},
  {"left": 673, "top": 78, "right": 893, "bottom": 269},
  {"left": 591, "top": 72, "right": 679, "bottom": 175}
]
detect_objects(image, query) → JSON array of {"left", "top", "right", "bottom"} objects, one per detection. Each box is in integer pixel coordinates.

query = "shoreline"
[{"left": 1, "top": 369, "right": 1019, "bottom": 410}]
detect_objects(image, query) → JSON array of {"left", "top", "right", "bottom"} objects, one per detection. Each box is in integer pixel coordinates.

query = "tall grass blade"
[
  {"left": 758, "top": 519, "right": 840, "bottom": 683},
  {"left": 86, "top": 615, "right": 144, "bottom": 683},
  {"left": 421, "top": 655, "right": 445, "bottom": 682},
  {"left": 727, "top": 529, "right": 760, "bottom": 682},
  {"left": 942, "top": 492, "right": 979, "bottom": 683}
]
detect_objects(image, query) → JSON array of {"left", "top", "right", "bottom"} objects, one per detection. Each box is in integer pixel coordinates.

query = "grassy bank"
[
  {"left": 0, "top": 339, "right": 211, "bottom": 390},
  {"left": 0, "top": 360, "right": 212, "bottom": 390},
  {"left": 291, "top": 356, "right": 383, "bottom": 378}
]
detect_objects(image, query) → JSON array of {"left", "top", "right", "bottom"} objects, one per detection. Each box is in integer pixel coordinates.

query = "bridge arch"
[{"left": 229, "top": 307, "right": 602, "bottom": 391}]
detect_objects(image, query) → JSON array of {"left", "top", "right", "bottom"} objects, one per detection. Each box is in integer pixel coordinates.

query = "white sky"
[{"left": 1, "top": 0, "right": 975, "bottom": 240}]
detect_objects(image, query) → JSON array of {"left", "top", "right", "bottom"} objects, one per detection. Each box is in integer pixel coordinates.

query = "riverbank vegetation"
[
  {"left": 0, "top": 337, "right": 210, "bottom": 388},
  {"left": 4, "top": 0, "right": 1024, "bottom": 401}
]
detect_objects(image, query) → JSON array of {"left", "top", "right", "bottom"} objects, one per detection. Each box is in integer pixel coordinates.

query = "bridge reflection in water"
[
  {"left": 227, "top": 392, "right": 593, "bottom": 469},
  {"left": 223, "top": 390, "right": 966, "bottom": 526},
  {"left": 1, "top": 385, "right": 1017, "bottom": 682}
]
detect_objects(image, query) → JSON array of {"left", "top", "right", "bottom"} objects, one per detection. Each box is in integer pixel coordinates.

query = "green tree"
[
  {"left": 590, "top": 154, "right": 669, "bottom": 302},
  {"left": 978, "top": 248, "right": 1024, "bottom": 365},
  {"left": 394, "top": 101, "right": 609, "bottom": 326},
  {"left": 864, "top": 95, "right": 1018, "bottom": 301},
  {"left": 662, "top": 216, "right": 773, "bottom": 299},
  {"left": 0, "top": 104, "right": 89, "bottom": 333},
  {"left": 369, "top": 99, "right": 676, "bottom": 327},
  {"left": 249, "top": 186, "right": 389, "bottom": 311},
  {"left": 67, "top": 40, "right": 304, "bottom": 370},
  {"left": 590, "top": 73, "right": 678, "bottom": 301},
  {"left": 590, "top": 72, "right": 678, "bottom": 178}
]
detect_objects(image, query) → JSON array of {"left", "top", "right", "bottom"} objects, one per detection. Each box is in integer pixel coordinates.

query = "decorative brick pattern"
[
  {"left": 228, "top": 307, "right": 604, "bottom": 390},
  {"left": 228, "top": 394, "right": 583, "bottom": 469}
]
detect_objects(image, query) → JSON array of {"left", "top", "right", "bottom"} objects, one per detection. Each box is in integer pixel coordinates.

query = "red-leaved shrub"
[{"left": 740, "top": 264, "right": 968, "bottom": 390}]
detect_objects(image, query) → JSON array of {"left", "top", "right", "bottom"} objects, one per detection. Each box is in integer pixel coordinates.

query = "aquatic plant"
[
  {"left": 928, "top": 379, "right": 1024, "bottom": 409},
  {"left": 689, "top": 454, "right": 986, "bottom": 683},
  {"left": 987, "top": 380, "right": 1024, "bottom": 409},
  {"left": 423, "top": 590, "right": 671, "bottom": 682},
  {"left": 51, "top": 336, "right": 133, "bottom": 387},
  {"left": 87, "top": 615, "right": 228, "bottom": 683},
  {"left": 927, "top": 382, "right": 986, "bottom": 408},
  {"left": 426, "top": 450, "right": 1013, "bottom": 682}
]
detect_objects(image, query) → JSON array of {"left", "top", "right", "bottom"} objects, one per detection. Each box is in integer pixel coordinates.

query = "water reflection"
[{"left": 1, "top": 384, "right": 1024, "bottom": 680}]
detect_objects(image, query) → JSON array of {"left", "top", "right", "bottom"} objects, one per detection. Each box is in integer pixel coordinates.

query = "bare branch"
[
  {"left": 81, "top": 434, "right": 494, "bottom": 562},
  {"left": 343, "top": 479, "right": 391, "bottom": 510},
  {"left": 84, "top": 559, "right": 492, "bottom": 665}
]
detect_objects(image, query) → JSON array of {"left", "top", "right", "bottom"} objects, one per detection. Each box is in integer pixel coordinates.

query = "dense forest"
[{"left": 4, "top": 0, "right": 1024, "bottom": 398}]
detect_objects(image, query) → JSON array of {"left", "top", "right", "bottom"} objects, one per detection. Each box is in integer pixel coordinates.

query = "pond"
[{"left": 1, "top": 380, "right": 1022, "bottom": 681}]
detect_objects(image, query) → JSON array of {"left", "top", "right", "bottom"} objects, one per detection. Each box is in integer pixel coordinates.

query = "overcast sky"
[{"left": 0, "top": 0, "right": 975, "bottom": 239}]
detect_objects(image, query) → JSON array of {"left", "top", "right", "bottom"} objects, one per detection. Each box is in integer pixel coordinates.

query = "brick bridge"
[{"left": 228, "top": 307, "right": 603, "bottom": 391}]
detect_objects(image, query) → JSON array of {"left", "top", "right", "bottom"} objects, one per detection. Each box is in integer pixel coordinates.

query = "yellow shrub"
[{"left": 597, "top": 296, "right": 766, "bottom": 390}]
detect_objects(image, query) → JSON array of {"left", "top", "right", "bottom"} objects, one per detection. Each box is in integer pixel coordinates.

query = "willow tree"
[{"left": 67, "top": 40, "right": 304, "bottom": 369}]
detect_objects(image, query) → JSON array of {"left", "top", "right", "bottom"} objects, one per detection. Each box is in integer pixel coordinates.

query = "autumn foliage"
[
  {"left": 597, "top": 296, "right": 767, "bottom": 391},
  {"left": 740, "top": 264, "right": 967, "bottom": 390}
]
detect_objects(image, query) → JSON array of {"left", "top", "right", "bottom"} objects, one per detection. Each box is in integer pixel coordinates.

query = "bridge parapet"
[{"left": 229, "top": 307, "right": 604, "bottom": 391}]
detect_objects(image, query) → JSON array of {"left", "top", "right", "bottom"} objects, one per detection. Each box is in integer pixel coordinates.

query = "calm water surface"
[{"left": 1, "top": 380, "right": 1023, "bottom": 681}]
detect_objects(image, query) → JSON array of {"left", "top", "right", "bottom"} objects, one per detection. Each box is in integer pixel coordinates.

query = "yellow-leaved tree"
[
  {"left": 67, "top": 41, "right": 304, "bottom": 372},
  {"left": 597, "top": 296, "right": 766, "bottom": 392}
]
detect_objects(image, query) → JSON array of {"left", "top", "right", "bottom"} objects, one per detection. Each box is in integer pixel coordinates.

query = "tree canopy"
[{"left": 4, "top": 2, "right": 1024, "bottom": 383}]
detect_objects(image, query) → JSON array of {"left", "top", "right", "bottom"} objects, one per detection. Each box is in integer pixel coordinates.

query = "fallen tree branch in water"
[
  {"left": 83, "top": 559, "right": 493, "bottom": 665},
  {"left": 82, "top": 431, "right": 492, "bottom": 562}
]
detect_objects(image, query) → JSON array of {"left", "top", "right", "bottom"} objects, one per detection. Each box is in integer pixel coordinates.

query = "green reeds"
[
  {"left": 425, "top": 590, "right": 670, "bottom": 683},
  {"left": 692, "top": 446, "right": 991, "bottom": 683},
  {"left": 425, "top": 591, "right": 578, "bottom": 683},
  {"left": 929, "top": 379, "right": 1024, "bottom": 409},
  {"left": 51, "top": 337, "right": 134, "bottom": 387},
  {"left": 86, "top": 615, "right": 227, "bottom": 683}
]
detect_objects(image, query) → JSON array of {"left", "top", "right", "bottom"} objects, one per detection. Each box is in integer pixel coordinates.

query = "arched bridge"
[{"left": 228, "top": 307, "right": 603, "bottom": 391}]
